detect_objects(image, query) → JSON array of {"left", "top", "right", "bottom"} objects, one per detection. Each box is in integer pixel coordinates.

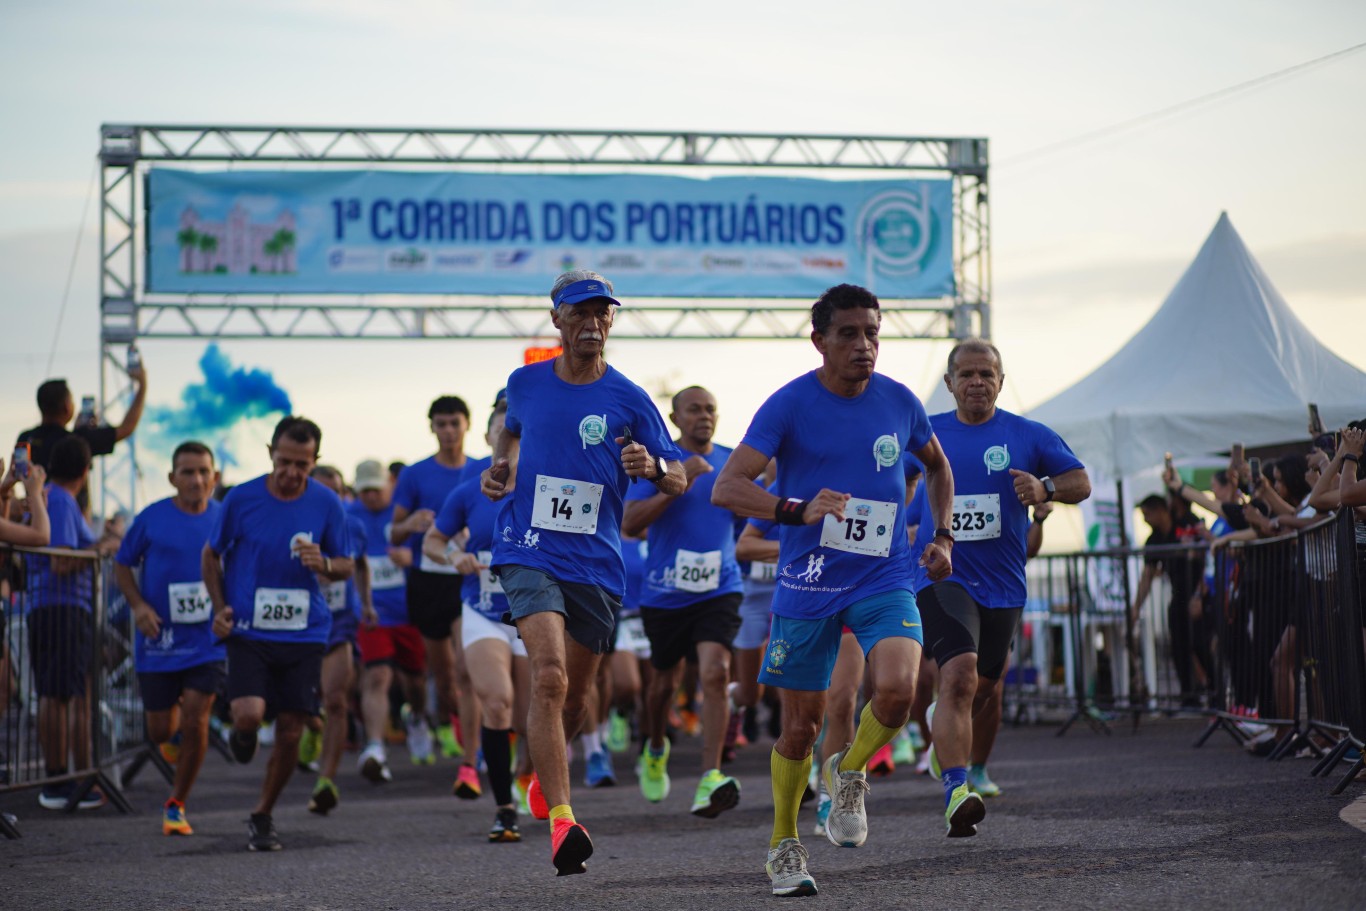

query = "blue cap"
[
  {"left": 552, "top": 279, "right": 621, "bottom": 309},
  {"left": 493, "top": 387, "right": 508, "bottom": 407}
]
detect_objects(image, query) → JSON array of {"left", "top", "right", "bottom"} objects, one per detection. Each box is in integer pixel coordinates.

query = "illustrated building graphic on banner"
[{"left": 176, "top": 205, "right": 298, "bottom": 276}]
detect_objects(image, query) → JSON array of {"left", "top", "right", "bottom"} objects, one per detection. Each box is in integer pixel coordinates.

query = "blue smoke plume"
[{"left": 143, "top": 344, "right": 292, "bottom": 468}]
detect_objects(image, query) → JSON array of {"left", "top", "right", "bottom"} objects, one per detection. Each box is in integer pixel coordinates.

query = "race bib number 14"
[{"left": 531, "top": 475, "right": 603, "bottom": 535}]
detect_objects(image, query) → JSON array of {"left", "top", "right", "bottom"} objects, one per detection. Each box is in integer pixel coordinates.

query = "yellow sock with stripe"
[
  {"left": 841, "top": 702, "right": 902, "bottom": 773},
  {"left": 770, "top": 748, "right": 812, "bottom": 849},
  {"left": 549, "top": 804, "right": 575, "bottom": 826}
]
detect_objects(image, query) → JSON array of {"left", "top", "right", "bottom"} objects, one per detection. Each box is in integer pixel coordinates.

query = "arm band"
[
  {"left": 775, "top": 498, "right": 809, "bottom": 526},
  {"left": 1344, "top": 454, "right": 1361, "bottom": 464}
]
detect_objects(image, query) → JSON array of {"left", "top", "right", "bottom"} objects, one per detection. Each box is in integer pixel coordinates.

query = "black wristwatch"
[
  {"left": 651, "top": 456, "right": 669, "bottom": 482},
  {"left": 934, "top": 528, "right": 954, "bottom": 543},
  {"left": 1041, "top": 476, "right": 1056, "bottom": 502}
]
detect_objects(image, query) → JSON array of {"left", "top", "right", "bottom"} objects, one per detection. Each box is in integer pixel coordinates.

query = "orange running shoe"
[
  {"left": 868, "top": 743, "right": 895, "bottom": 777},
  {"left": 453, "top": 763, "right": 482, "bottom": 799},
  {"left": 550, "top": 817, "right": 593, "bottom": 876},
  {"left": 527, "top": 773, "right": 549, "bottom": 820},
  {"left": 162, "top": 799, "right": 192, "bottom": 836}
]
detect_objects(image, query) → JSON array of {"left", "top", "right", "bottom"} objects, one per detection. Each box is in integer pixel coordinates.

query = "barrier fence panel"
[
  {"left": 1303, "top": 511, "right": 1366, "bottom": 792},
  {"left": 1, "top": 545, "right": 132, "bottom": 836}
]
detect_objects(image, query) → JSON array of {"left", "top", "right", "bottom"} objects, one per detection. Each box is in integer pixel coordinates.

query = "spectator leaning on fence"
[{"left": 27, "top": 436, "right": 107, "bottom": 811}]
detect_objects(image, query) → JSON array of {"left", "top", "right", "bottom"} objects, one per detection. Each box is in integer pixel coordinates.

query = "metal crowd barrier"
[
  {"left": 1, "top": 544, "right": 132, "bottom": 837},
  {"left": 1005, "top": 512, "right": 1365, "bottom": 795}
]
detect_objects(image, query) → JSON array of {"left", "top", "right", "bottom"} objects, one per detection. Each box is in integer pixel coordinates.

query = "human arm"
[
  {"left": 1011, "top": 465, "right": 1091, "bottom": 508},
  {"left": 1164, "top": 466, "right": 1229, "bottom": 519},
  {"left": 0, "top": 464, "right": 49, "bottom": 547},
  {"left": 113, "top": 561, "right": 161, "bottom": 640},
  {"left": 622, "top": 453, "right": 712, "bottom": 536},
  {"left": 421, "top": 523, "right": 455, "bottom": 567},
  {"left": 735, "top": 523, "right": 781, "bottom": 563},
  {"left": 388, "top": 504, "right": 434, "bottom": 545},
  {"left": 481, "top": 424, "right": 521, "bottom": 502},
  {"left": 911, "top": 435, "right": 955, "bottom": 581},
  {"left": 296, "top": 540, "right": 353, "bottom": 582},
  {"left": 203, "top": 543, "right": 233, "bottom": 640},
  {"left": 615, "top": 434, "right": 686, "bottom": 497},
  {"left": 113, "top": 364, "right": 148, "bottom": 442},
  {"left": 710, "top": 443, "right": 850, "bottom": 524},
  {"left": 1308, "top": 449, "right": 1342, "bottom": 511},
  {"left": 1339, "top": 428, "right": 1366, "bottom": 507},
  {"left": 355, "top": 553, "right": 377, "bottom": 626},
  {"left": 1130, "top": 561, "right": 1160, "bottom": 619},
  {"left": 1026, "top": 501, "right": 1052, "bottom": 559}
]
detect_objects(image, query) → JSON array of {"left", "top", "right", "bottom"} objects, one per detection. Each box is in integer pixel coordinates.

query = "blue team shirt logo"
[
  {"left": 873, "top": 433, "right": 901, "bottom": 469},
  {"left": 984, "top": 444, "right": 1010, "bottom": 474},
  {"left": 578, "top": 414, "right": 608, "bottom": 448}
]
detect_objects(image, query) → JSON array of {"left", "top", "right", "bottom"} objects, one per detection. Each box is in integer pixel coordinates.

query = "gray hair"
[
  {"left": 549, "top": 270, "right": 613, "bottom": 305},
  {"left": 946, "top": 337, "right": 1004, "bottom": 376}
]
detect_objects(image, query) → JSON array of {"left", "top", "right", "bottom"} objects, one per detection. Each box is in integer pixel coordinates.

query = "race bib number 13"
[{"left": 819, "top": 498, "right": 898, "bottom": 558}]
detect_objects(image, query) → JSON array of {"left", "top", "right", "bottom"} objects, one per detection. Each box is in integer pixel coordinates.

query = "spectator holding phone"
[{"left": 0, "top": 457, "right": 50, "bottom": 547}]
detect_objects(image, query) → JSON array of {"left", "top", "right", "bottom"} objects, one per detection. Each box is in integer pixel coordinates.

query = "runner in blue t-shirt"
[
  {"left": 481, "top": 271, "right": 687, "bottom": 876},
  {"left": 348, "top": 458, "right": 426, "bottom": 786},
  {"left": 425, "top": 405, "right": 533, "bottom": 844},
  {"left": 913, "top": 339, "right": 1089, "bottom": 839},
  {"left": 623, "top": 385, "right": 745, "bottom": 818},
  {"left": 301, "top": 465, "right": 373, "bottom": 817},
  {"left": 204, "top": 416, "right": 354, "bottom": 853},
  {"left": 625, "top": 385, "right": 748, "bottom": 819},
  {"left": 113, "top": 441, "right": 224, "bottom": 836},
  {"left": 389, "top": 395, "right": 484, "bottom": 769},
  {"left": 711, "top": 284, "right": 956, "bottom": 898},
  {"left": 732, "top": 473, "right": 780, "bottom": 766}
]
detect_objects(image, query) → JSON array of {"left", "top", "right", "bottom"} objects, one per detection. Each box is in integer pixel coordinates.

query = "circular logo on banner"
[
  {"left": 983, "top": 445, "right": 1010, "bottom": 474},
  {"left": 856, "top": 189, "right": 936, "bottom": 277},
  {"left": 872, "top": 434, "right": 901, "bottom": 468},
  {"left": 578, "top": 414, "right": 607, "bottom": 447}
]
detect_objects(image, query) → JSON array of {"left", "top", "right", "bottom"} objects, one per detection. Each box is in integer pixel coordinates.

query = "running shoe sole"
[
  {"left": 308, "top": 786, "right": 339, "bottom": 815},
  {"left": 690, "top": 778, "right": 740, "bottom": 819},
  {"left": 947, "top": 791, "right": 985, "bottom": 838},
  {"left": 360, "top": 755, "right": 388, "bottom": 784},
  {"left": 552, "top": 826, "right": 593, "bottom": 876}
]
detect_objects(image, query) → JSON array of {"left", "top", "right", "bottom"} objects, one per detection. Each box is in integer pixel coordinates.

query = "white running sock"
[{"left": 581, "top": 730, "right": 603, "bottom": 756}]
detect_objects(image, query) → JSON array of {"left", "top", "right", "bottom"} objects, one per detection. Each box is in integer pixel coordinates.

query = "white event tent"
[{"left": 1028, "top": 212, "right": 1366, "bottom": 481}]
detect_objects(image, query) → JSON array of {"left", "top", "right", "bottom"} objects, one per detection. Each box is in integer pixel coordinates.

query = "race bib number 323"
[{"left": 951, "top": 493, "right": 1002, "bottom": 542}]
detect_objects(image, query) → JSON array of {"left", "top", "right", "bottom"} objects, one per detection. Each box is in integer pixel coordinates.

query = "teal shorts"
[{"left": 758, "top": 589, "right": 922, "bottom": 692}]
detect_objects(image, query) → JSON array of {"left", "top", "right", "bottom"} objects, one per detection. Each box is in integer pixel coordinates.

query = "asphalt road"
[{"left": 2, "top": 717, "right": 1363, "bottom": 910}]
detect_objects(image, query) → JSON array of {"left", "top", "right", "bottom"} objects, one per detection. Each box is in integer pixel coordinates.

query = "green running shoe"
[
  {"left": 891, "top": 730, "right": 915, "bottom": 766},
  {"left": 436, "top": 723, "right": 464, "bottom": 759},
  {"left": 297, "top": 725, "right": 322, "bottom": 772},
  {"left": 605, "top": 710, "right": 631, "bottom": 754},
  {"left": 637, "top": 740, "right": 671, "bottom": 803},
  {"left": 945, "top": 783, "right": 985, "bottom": 837},
  {"left": 967, "top": 765, "right": 1001, "bottom": 797},
  {"left": 308, "top": 776, "right": 339, "bottom": 815},
  {"left": 927, "top": 743, "right": 941, "bottom": 781},
  {"left": 690, "top": 769, "right": 740, "bottom": 818}
]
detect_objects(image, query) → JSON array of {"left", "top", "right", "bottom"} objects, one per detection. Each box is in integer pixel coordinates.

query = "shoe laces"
[
  {"left": 834, "top": 773, "right": 870, "bottom": 812},
  {"left": 771, "top": 840, "right": 809, "bottom": 875}
]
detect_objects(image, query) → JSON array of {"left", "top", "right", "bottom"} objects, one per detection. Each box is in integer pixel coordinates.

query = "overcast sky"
[{"left": 1, "top": 0, "right": 1363, "bottom": 521}]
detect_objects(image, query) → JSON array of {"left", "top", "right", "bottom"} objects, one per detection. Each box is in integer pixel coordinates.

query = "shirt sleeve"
[
  {"left": 321, "top": 494, "right": 350, "bottom": 557},
  {"left": 905, "top": 392, "right": 933, "bottom": 453},
  {"left": 433, "top": 485, "right": 469, "bottom": 537},
  {"left": 75, "top": 424, "right": 118, "bottom": 458},
  {"left": 503, "top": 367, "right": 524, "bottom": 437},
  {"left": 392, "top": 465, "right": 418, "bottom": 512},
  {"left": 1029, "top": 420, "right": 1086, "bottom": 477},
  {"left": 348, "top": 516, "right": 367, "bottom": 559},
  {"left": 632, "top": 389, "right": 684, "bottom": 464},
  {"left": 208, "top": 490, "right": 238, "bottom": 554},
  {"left": 114, "top": 512, "right": 149, "bottom": 567},
  {"left": 740, "top": 390, "right": 790, "bottom": 462},
  {"left": 624, "top": 478, "right": 657, "bottom": 503}
]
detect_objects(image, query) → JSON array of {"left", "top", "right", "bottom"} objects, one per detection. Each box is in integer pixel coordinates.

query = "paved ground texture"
[{"left": 3, "top": 718, "right": 1364, "bottom": 910}]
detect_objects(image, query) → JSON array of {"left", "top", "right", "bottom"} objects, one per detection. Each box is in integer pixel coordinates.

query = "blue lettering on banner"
[{"left": 146, "top": 170, "right": 954, "bottom": 298}]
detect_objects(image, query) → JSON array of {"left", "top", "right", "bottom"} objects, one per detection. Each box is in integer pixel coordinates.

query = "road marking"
[{"left": 1341, "top": 795, "right": 1366, "bottom": 835}]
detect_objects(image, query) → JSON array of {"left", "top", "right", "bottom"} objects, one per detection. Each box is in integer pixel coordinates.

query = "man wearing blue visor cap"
[{"left": 482, "top": 271, "right": 685, "bottom": 876}]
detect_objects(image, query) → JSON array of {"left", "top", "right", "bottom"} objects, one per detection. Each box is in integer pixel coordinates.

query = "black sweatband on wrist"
[
  {"left": 775, "top": 498, "right": 809, "bottom": 525},
  {"left": 1344, "top": 454, "right": 1361, "bottom": 464}
]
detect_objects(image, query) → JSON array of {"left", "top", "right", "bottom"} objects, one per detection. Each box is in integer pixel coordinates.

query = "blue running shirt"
[
  {"left": 434, "top": 479, "right": 509, "bottom": 623},
  {"left": 626, "top": 444, "right": 743, "bottom": 610},
  {"left": 621, "top": 536, "right": 648, "bottom": 614},
  {"left": 910, "top": 409, "right": 1084, "bottom": 607},
  {"left": 322, "top": 513, "right": 367, "bottom": 625},
  {"left": 490, "top": 360, "right": 683, "bottom": 596},
  {"left": 209, "top": 476, "right": 350, "bottom": 644},
  {"left": 741, "top": 371, "right": 932, "bottom": 620},
  {"left": 28, "top": 485, "right": 97, "bottom": 612},
  {"left": 116, "top": 498, "right": 226, "bottom": 672},
  {"left": 393, "top": 455, "right": 485, "bottom": 567},
  {"left": 347, "top": 500, "right": 408, "bottom": 627}
]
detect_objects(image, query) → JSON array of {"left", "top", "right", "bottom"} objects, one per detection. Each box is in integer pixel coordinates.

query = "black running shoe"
[
  {"left": 488, "top": 806, "right": 521, "bottom": 843},
  {"left": 247, "top": 813, "right": 281, "bottom": 852},
  {"left": 230, "top": 729, "right": 259, "bottom": 765}
]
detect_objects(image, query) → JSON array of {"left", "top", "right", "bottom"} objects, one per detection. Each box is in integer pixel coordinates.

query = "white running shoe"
[
  {"left": 766, "top": 838, "right": 817, "bottom": 897},
  {"left": 822, "top": 747, "right": 870, "bottom": 848},
  {"left": 358, "top": 744, "right": 392, "bottom": 783},
  {"left": 405, "top": 712, "right": 436, "bottom": 766}
]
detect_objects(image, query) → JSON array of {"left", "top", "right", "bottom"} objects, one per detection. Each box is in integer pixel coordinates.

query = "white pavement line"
[{"left": 1340, "top": 795, "right": 1366, "bottom": 835}]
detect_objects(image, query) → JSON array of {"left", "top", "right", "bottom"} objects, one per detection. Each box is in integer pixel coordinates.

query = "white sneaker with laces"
[
  {"left": 766, "top": 838, "right": 817, "bottom": 897},
  {"left": 358, "top": 743, "right": 393, "bottom": 783},
  {"left": 822, "top": 747, "right": 871, "bottom": 848}
]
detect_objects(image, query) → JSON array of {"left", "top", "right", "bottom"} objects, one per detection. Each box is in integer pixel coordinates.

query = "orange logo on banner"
[{"left": 524, "top": 346, "right": 562, "bottom": 365}]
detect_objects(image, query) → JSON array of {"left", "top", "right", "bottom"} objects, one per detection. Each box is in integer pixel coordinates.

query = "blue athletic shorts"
[{"left": 758, "top": 589, "right": 922, "bottom": 692}]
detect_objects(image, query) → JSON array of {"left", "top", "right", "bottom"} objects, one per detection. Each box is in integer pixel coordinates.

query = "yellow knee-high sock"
[
  {"left": 770, "top": 748, "right": 812, "bottom": 849},
  {"left": 549, "top": 804, "right": 575, "bottom": 828},
  {"left": 841, "top": 702, "right": 902, "bottom": 772}
]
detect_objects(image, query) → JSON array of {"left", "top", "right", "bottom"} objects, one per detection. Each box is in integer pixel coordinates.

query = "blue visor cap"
[{"left": 552, "top": 279, "right": 622, "bottom": 309}]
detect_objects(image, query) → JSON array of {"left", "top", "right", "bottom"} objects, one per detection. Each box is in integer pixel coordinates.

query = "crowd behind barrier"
[{"left": 1002, "top": 510, "right": 1365, "bottom": 794}]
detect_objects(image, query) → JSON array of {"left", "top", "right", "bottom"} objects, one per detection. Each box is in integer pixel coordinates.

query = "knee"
[
  {"left": 532, "top": 662, "right": 569, "bottom": 705},
  {"left": 778, "top": 716, "right": 821, "bottom": 754},
  {"left": 232, "top": 701, "right": 265, "bottom": 730},
  {"left": 273, "top": 714, "right": 305, "bottom": 745},
  {"left": 872, "top": 686, "right": 914, "bottom": 722},
  {"left": 323, "top": 689, "right": 349, "bottom": 716},
  {"left": 698, "top": 659, "right": 730, "bottom": 695},
  {"left": 146, "top": 718, "right": 173, "bottom": 744},
  {"left": 481, "top": 695, "right": 512, "bottom": 727},
  {"left": 940, "top": 666, "right": 978, "bottom": 705}
]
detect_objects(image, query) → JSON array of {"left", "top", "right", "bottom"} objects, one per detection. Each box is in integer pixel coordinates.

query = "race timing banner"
[{"left": 146, "top": 169, "right": 955, "bottom": 299}]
